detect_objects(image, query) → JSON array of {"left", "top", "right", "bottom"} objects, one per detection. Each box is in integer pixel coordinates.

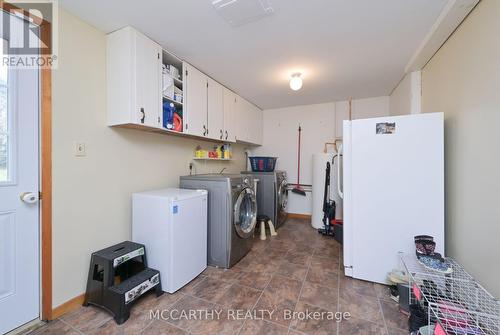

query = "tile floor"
[{"left": 29, "top": 219, "right": 409, "bottom": 335}]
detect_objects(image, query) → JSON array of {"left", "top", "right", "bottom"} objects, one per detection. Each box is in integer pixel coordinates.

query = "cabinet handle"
[
  {"left": 203, "top": 125, "right": 207, "bottom": 136},
  {"left": 225, "top": 130, "right": 228, "bottom": 140},
  {"left": 220, "top": 129, "right": 223, "bottom": 140},
  {"left": 140, "top": 108, "right": 145, "bottom": 124}
]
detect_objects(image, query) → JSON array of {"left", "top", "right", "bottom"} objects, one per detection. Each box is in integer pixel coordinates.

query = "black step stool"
[{"left": 83, "top": 241, "right": 163, "bottom": 324}]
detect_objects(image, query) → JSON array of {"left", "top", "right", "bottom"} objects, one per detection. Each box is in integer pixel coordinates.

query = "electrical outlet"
[{"left": 75, "top": 142, "right": 86, "bottom": 157}]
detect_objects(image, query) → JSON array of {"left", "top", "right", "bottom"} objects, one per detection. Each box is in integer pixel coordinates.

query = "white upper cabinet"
[
  {"left": 135, "top": 32, "right": 162, "bottom": 128},
  {"left": 250, "top": 105, "right": 263, "bottom": 145},
  {"left": 234, "top": 96, "right": 248, "bottom": 142},
  {"left": 207, "top": 77, "right": 224, "bottom": 141},
  {"left": 223, "top": 88, "right": 237, "bottom": 143},
  {"left": 184, "top": 63, "right": 208, "bottom": 137},
  {"left": 234, "top": 97, "right": 262, "bottom": 145},
  {"left": 184, "top": 63, "right": 227, "bottom": 141},
  {"left": 107, "top": 27, "right": 162, "bottom": 128},
  {"left": 107, "top": 27, "right": 262, "bottom": 145}
]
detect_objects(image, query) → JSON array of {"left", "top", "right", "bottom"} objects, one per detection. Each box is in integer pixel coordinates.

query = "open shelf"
[
  {"left": 163, "top": 95, "right": 183, "bottom": 106},
  {"left": 192, "top": 157, "right": 232, "bottom": 161},
  {"left": 171, "top": 76, "right": 183, "bottom": 86}
]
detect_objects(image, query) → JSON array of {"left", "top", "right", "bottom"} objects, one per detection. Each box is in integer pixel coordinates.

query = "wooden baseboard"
[
  {"left": 51, "top": 293, "right": 85, "bottom": 319},
  {"left": 287, "top": 213, "right": 312, "bottom": 220}
]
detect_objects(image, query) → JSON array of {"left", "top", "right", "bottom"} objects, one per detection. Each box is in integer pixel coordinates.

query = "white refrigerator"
[
  {"left": 132, "top": 188, "right": 208, "bottom": 293},
  {"left": 340, "top": 113, "right": 444, "bottom": 284}
]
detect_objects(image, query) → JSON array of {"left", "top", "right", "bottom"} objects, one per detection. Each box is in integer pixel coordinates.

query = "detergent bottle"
[{"left": 162, "top": 102, "right": 175, "bottom": 129}]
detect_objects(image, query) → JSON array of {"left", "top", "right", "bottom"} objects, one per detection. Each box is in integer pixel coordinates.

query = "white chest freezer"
[{"left": 132, "top": 188, "right": 208, "bottom": 293}]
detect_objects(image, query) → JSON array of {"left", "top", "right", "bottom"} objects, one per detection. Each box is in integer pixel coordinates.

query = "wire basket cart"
[{"left": 400, "top": 253, "right": 499, "bottom": 334}]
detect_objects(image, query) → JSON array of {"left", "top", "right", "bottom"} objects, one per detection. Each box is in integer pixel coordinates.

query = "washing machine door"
[
  {"left": 278, "top": 179, "right": 288, "bottom": 212},
  {"left": 234, "top": 187, "right": 257, "bottom": 239}
]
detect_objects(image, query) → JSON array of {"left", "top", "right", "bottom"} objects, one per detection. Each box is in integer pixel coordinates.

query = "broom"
[{"left": 292, "top": 126, "right": 307, "bottom": 196}]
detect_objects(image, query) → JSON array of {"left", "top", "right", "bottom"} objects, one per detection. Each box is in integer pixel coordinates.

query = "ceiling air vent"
[{"left": 211, "top": 0, "right": 274, "bottom": 27}]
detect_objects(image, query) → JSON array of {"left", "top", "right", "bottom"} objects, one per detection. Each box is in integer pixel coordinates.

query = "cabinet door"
[
  {"left": 223, "top": 88, "right": 236, "bottom": 143},
  {"left": 184, "top": 63, "right": 208, "bottom": 137},
  {"left": 252, "top": 105, "right": 263, "bottom": 145},
  {"left": 235, "top": 96, "right": 249, "bottom": 142},
  {"left": 233, "top": 95, "right": 244, "bottom": 142},
  {"left": 134, "top": 31, "right": 162, "bottom": 128},
  {"left": 207, "top": 77, "right": 224, "bottom": 140}
]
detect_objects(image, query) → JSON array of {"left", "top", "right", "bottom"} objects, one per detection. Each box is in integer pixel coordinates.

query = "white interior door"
[{"left": 0, "top": 20, "right": 40, "bottom": 334}]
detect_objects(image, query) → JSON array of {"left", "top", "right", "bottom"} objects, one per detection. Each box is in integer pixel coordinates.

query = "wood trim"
[
  {"left": 1, "top": 0, "right": 54, "bottom": 322},
  {"left": 51, "top": 294, "right": 85, "bottom": 320},
  {"left": 40, "top": 56, "right": 52, "bottom": 320},
  {"left": 287, "top": 213, "right": 312, "bottom": 220},
  {"left": 39, "top": 13, "right": 53, "bottom": 322},
  {"left": 39, "top": 13, "right": 53, "bottom": 323}
]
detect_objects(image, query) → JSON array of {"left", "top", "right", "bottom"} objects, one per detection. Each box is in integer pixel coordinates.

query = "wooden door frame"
[
  {"left": 0, "top": 2, "right": 53, "bottom": 321},
  {"left": 40, "top": 23, "right": 53, "bottom": 321}
]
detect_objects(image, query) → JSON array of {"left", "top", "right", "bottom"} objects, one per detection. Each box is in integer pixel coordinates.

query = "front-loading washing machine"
[
  {"left": 243, "top": 170, "right": 288, "bottom": 228},
  {"left": 179, "top": 174, "right": 258, "bottom": 268}
]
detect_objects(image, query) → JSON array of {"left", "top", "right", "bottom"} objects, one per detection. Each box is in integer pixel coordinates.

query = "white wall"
[
  {"left": 389, "top": 71, "right": 422, "bottom": 116},
  {"left": 253, "top": 96, "right": 389, "bottom": 215},
  {"left": 52, "top": 9, "right": 247, "bottom": 307},
  {"left": 421, "top": 0, "right": 500, "bottom": 298},
  {"left": 335, "top": 96, "right": 390, "bottom": 138},
  {"left": 251, "top": 103, "right": 336, "bottom": 214}
]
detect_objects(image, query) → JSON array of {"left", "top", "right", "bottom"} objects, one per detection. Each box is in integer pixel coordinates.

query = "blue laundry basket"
[{"left": 249, "top": 157, "right": 277, "bottom": 172}]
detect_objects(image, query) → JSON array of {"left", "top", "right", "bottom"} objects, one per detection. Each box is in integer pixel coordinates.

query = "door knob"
[{"left": 20, "top": 192, "right": 39, "bottom": 204}]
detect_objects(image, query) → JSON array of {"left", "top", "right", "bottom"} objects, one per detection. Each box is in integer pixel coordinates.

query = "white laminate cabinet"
[
  {"left": 223, "top": 88, "right": 237, "bottom": 143},
  {"left": 107, "top": 27, "right": 262, "bottom": 146},
  {"left": 250, "top": 105, "right": 263, "bottom": 145},
  {"left": 107, "top": 27, "right": 162, "bottom": 128},
  {"left": 234, "top": 95, "right": 245, "bottom": 142},
  {"left": 184, "top": 63, "right": 208, "bottom": 137},
  {"left": 235, "top": 96, "right": 263, "bottom": 144},
  {"left": 207, "top": 77, "right": 224, "bottom": 141}
]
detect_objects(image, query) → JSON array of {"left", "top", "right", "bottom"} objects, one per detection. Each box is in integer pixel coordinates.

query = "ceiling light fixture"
[{"left": 289, "top": 73, "right": 303, "bottom": 91}]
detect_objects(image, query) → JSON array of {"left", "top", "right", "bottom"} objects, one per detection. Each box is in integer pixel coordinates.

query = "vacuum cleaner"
[{"left": 318, "top": 161, "right": 336, "bottom": 236}]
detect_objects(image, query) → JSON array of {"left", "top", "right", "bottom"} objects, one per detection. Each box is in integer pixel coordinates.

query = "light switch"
[{"left": 75, "top": 142, "right": 86, "bottom": 157}]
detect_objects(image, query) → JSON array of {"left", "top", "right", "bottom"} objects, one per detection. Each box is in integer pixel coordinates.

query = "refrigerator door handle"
[{"left": 337, "top": 144, "right": 344, "bottom": 199}]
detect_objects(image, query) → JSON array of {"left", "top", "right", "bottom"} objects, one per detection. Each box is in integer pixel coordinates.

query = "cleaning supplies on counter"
[
  {"left": 194, "top": 144, "right": 232, "bottom": 159},
  {"left": 195, "top": 146, "right": 207, "bottom": 158},
  {"left": 222, "top": 144, "right": 232, "bottom": 159}
]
